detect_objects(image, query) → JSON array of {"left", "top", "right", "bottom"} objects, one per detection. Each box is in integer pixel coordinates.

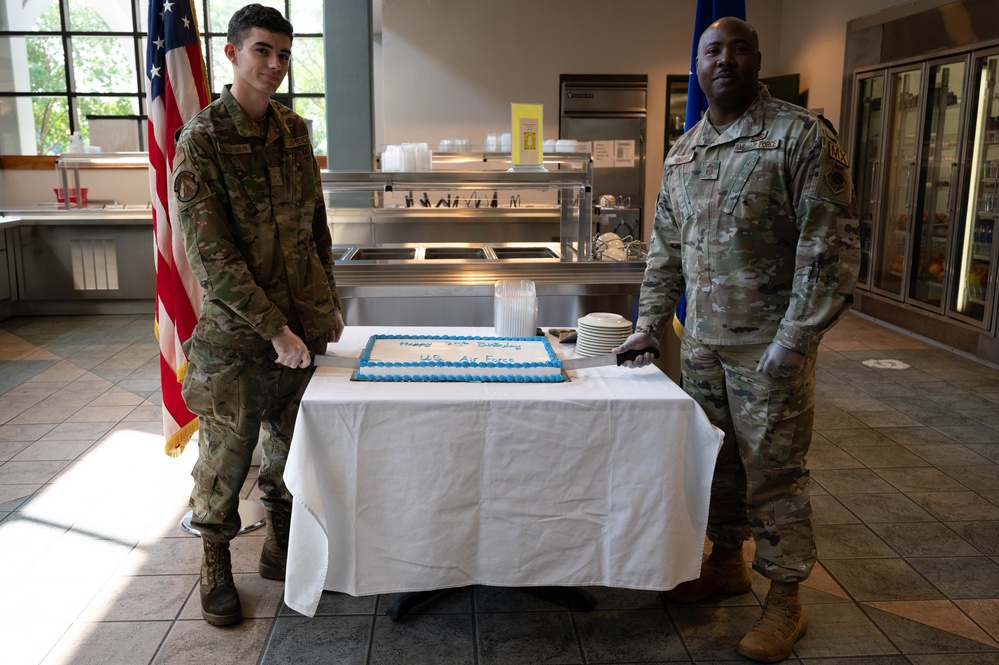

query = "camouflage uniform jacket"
[
  {"left": 636, "top": 87, "right": 860, "bottom": 354},
  {"left": 173, "top": 85, "right": 341, "bottom": 353}
]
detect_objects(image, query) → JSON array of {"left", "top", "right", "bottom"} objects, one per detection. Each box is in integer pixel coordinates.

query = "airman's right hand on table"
[{"left": 613, "top": 332, "right": 659, "bottom": 368}]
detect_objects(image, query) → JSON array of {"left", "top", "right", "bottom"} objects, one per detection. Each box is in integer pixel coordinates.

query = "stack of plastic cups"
[
  {"left": 493, "top": 279, "right": 537, "bottom": 337},
  {"left": 381, "top": 143, "right": 432, "bottom": 171}
]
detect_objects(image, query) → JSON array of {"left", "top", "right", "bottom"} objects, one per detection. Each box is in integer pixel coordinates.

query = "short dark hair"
[{"left": 227, "top": 3, "right": 293, "bottom": 48}]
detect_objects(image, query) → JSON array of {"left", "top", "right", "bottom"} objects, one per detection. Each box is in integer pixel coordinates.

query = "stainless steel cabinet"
[{"left": 14, "top": 222, "right": 155, "bottom": 310}]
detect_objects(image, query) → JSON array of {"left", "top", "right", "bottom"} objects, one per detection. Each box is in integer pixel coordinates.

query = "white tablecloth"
[{"left": 283, "top": 327, "right": 723, "bottom": 617}]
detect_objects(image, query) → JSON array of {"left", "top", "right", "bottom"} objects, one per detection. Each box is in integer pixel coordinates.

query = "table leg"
[
  {"left": 385, "top": 585, "right": 597, "bottom": 622},
  {"left": 521, "top": 586, "right": 597, "bottom": 611},
  {"left": 386, "top": 589, "right": 456, "bottom": 621}
]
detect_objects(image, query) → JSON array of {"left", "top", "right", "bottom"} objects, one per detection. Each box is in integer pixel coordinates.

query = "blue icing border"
[{"left": 356, "top": 334, "right": 565, "bottom": 382}]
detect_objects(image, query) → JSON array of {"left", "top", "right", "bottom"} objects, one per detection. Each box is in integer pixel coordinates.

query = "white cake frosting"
[{"left": 354, "top": 335, "right": 565, "bottom": 382}]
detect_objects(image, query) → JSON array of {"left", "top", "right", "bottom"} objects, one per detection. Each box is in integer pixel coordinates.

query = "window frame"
[{"left": 0, "top": 0, "right": 324, "bottom": 155}]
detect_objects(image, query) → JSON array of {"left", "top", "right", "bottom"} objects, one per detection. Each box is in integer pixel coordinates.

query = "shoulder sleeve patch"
[
  {"left": 808, "top": 154, "right": 854, "bottom": 207},
  {"left": 174, "top": 171, "right": 200, "bottom": 203}
]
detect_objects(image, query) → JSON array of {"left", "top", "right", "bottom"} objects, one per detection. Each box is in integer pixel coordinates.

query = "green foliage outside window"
[
  {"left": 29, "top": 0, "right": 137, "bottom": 154},
  {"left": 1, "top": 0, "right": 326, "bottom": 156}
]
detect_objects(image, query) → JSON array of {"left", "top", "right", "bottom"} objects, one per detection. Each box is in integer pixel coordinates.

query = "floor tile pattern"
[{"left": 1, "top": 313, "right": 998, "bottom": 664}]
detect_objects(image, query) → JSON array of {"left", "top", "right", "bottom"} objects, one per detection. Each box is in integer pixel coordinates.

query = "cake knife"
[
  {"left": 299, "top": 347, "right": 660, "bottom": 371},
  {"left": 560, "top": 347, "right": 660, "bottom": 371}
]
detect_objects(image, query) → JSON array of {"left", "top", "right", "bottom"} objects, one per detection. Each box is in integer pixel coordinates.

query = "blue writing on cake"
[
  {"left": 478, "top": 341, "right": 521, "bottom": 350},
  {"left": 485, "top": 355, "right": 514, "bottom": 363}
]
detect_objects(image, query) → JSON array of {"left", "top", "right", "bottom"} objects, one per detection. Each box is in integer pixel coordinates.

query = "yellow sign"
[{"left": 511, "top": 103, "right": 543, "bottom": 168}]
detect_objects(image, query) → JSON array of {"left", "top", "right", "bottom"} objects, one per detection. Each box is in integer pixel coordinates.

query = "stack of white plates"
[{"left": 576, "top": 312, "right": 633, "bottom": 357}]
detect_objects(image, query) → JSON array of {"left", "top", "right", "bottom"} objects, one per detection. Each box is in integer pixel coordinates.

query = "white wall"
[
  {"left": 776, "top": 0, "right": 937, "bottom": 131},
  {"left": 379, "top": 0, "right": 784, "bottom": 236},
  {"left": 2, "top": 168, "right": 151, "bottom": 209}
]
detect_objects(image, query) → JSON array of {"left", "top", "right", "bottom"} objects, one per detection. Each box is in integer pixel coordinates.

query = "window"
[{"left": 0, "top": 0, "right": 325, "bottom": 156}]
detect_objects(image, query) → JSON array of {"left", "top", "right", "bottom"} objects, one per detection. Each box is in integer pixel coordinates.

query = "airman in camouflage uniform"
[
  {"left": 618, "top": 17, "right": 859, "bottom": 663},
  {"left": 173, "top": 4, "right": 344, "bottom": 627}
]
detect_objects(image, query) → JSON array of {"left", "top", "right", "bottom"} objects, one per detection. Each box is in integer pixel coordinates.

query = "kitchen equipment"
[
  {"left": 593, "top": 231, "right": 626, "bottom": 260},
  {"left": 54, "top": 187, "right": 88, "bottom": 206},
  {"left": 594, "top": 205, "right": 640, "bottom": 239},
  {"left": 600, "top": 247, "right": 628, "bottom": 262},
  {"left": 560, "top": 74, "right": 647, "bottom": 239}
]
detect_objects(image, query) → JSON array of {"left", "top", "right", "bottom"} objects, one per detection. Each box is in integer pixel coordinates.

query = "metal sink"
[
  {"left": 424, "top": 247, "right": 487, "bottom": 260},
  {"left": 492, "top": 246, "right": 559, "bottom": 259},
  {"left": 336, "top": 243, "right": 563, "bottom": 262},
  {"left": 348, "top": 247, "right": 417, "bottom": 261}
]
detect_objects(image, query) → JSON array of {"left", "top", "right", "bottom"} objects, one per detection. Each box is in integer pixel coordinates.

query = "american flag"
[{"left": 146, "top": 0, "right": 210, "bottom": 457}]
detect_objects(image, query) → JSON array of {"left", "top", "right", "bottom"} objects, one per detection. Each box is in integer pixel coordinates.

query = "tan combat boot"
[
  {"left": 200, "top": 539, "right": 242, "bottom": 626},
  {"left": 660, "top": 543, "right": 751, "bottom": 603},
  {"left": 738, "top": 580, "right": 807, "bottom": 663},
  {"left": 258, "top": 508, "right": 290, "bottom": 581}
]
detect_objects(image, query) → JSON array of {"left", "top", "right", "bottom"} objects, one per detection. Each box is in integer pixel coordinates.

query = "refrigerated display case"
[
  {"left": 910, "top": 58, "right": 968, "bottom": 311},
  {"left": 873, "top": 66, "right": 922, "bottom": 299},
  {"left": 852, "top": 45, "right": 999, "bottom": 337},
  {"left": 852, "top": 73, "right": 885, "bottom": 288},
  {"left": 843, "top": 1, "right": 999, "bottom": 365},
  {"left": 952, "top": 51, "right": 999, "bottom": 328}
]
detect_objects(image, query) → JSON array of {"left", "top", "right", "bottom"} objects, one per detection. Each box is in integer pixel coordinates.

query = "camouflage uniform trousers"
[
  {"left": 182, "top": 337, "right": 327, "bottom": 543},
  {"left": 680, "top": 334, "right": 817, "bottom": 583}
]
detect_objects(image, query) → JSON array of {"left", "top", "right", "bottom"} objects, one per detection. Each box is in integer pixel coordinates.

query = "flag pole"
[
  {"left": 146, "top": 0, "right": 211, "bottom": 457},
  {"left": 672, "top": 0, "right": 746, "bottom": 339}
]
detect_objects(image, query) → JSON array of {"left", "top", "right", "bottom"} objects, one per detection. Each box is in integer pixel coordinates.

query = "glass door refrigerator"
[
  {"left": 872, "top": 65, "right": 924, "bottom": 300},
  {"left": 950, "top": 50, "right": 999, "bottom": 329},
  {"left": 909, "top": 57, "right": 970, "bottom": 312},
  {"left": 851, "top": 72, "right": 886, "bottom": 289}
]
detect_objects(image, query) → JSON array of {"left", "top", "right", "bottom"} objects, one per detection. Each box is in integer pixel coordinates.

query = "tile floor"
[{"left": 1, "top": 312, "right": 998, "bottom": 664}]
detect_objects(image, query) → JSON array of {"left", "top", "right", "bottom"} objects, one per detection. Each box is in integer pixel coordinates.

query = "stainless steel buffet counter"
[
  {"left": 0, "top": 212, "right": 645, "bottom": 326},
  {"left": 330, "top": 242, "right": 645, "bottom": 327},
  {"left": 0, "top": 211, "right": 680, "bottom": 379}
]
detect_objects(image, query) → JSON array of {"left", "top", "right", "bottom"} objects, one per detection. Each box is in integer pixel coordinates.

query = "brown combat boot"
[
  {"left": 200, "top": 539, "right": 242, "bottom": 626},
  {"left": 738, "top": 580, "right": 807, "bottom": 662},
  {"left": 660, "top": 543, "right": 751, "bottom": 603},
  {"left": 258, "top": 508, "right": 290, "bottom": 581}
]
